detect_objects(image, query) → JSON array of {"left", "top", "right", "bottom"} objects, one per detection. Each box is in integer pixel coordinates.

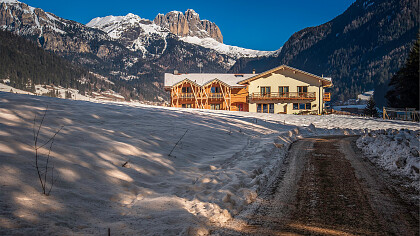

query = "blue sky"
[{"left": 24, "top": 0, "right": 355, "bottom": 51}]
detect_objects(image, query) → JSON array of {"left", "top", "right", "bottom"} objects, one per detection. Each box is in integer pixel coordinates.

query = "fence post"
[{"left": 383, "top": 107, "right": 385, "bottom": 120}]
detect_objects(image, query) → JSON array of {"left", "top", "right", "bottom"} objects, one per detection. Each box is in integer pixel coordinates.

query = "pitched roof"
[
  {"left": 164, "top": 73, "right": 255, "bottom": 88},
  {"left": 238, "top": 65, "right": 333, "bottom": 87}
]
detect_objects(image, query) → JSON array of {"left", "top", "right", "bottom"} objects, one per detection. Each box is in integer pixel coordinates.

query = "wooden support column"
[{"left": 218, "top": 81, "right": 229, "bottom": 110}]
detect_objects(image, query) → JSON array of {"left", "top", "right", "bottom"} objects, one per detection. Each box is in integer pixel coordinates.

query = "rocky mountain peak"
[{"left": 153, "top": 9, "right": 223, "bottom": 43}]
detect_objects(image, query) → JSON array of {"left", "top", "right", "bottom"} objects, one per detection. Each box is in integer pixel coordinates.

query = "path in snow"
[{"left": 217, "top": 136, "right": 419, "bottom": 235}]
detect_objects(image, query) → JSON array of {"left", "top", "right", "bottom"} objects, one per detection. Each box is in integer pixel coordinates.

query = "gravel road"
[{"left": 215, "top": 136, "right": 418, "bottom": 235}]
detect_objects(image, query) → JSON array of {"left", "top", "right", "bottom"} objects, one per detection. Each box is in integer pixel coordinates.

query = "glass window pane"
[
  {"left": 293, "top": 103, "right": 298, "bottom": 110},
  {"left": 263, "top": 104, "right": 268, "bottom": 113},
  {"left": 269, "top": 104, "right": 274, "bottom": 113},
  {"left": 306, "top": 103, "right": 311, "bottom": 109},
  {"left": 299, "top": 103, "right": 305, "bottom": 109},
  {"left": 257, "top": 104, "right": 262, "bottom": 113}
]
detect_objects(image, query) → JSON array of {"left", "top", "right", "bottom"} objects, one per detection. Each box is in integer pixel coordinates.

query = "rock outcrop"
[{"left": 154, "top": 9, "right": 223, "bottom": 43}]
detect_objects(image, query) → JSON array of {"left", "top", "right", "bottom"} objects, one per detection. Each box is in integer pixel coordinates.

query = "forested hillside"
[
  {"left": 0, "top": 30, "right": 113, "bottom": 96},
  {"left": 230, "top": 0, "right": 419, "bottom": 106}
]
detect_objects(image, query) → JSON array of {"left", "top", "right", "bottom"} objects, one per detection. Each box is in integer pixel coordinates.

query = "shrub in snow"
[{"left": 357, "top": 129, "right": 420, "bottom": 189}]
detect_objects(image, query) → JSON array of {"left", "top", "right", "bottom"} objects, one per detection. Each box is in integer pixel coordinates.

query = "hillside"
[
  {"left": 230, "top": 0, "right": 419, "bottom": 106},
  {"left": 0, "top": 0, "right": 277, "bottom": 101},
  {"left": 0, "top": 29, "right": 115, "bottom": 97},
  {"left": 0, "top": 92, "right": 418, "bottom": 234}
]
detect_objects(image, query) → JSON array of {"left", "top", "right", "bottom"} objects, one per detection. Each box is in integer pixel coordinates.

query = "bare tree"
[
  {"left": 33, "top": 106, "right": 63, "bottom": 196},
  {"left": 168, "top": 129, "right": 188, "bottom": 157}
]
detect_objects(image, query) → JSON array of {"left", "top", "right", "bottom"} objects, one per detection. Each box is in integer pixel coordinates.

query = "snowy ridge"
[
  {"left": 181, "top": 36, "right": 280, "bottom": 59},
  {"left": 0, "top": 0, "right": 20, "bottom": 4},
  {"left": 0, "top": 0, "right": 67, "bottom": 35},
  {"left": 87, "top": 13, "right": 169, "bottom": 39},
  {"left": 87, "top": 13, "right": 169, "bottom": 56},
  {"left": 86, "top": 11, "right": 279, "bottom": 59}
]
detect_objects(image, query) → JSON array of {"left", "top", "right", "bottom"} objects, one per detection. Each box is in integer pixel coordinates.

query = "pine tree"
[
  {"left": 386, "top": 35, "right": 420, "bottom": 109},
  {"left": 364, "top": 96, "right": 378, "bottom": 117}
]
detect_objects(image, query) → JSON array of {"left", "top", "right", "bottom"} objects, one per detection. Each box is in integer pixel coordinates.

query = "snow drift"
[{"left": 0, "top": 92, "right": 419, "bottom": 235}]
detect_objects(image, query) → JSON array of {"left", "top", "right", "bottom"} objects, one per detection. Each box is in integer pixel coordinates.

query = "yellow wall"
[{"left": 247, "top": 69, "right": 325, "bottom": 114}]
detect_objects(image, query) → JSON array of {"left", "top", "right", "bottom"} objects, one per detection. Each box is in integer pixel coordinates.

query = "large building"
[{"left": 164, "top": 65, "right": 332, "bottom": 114}]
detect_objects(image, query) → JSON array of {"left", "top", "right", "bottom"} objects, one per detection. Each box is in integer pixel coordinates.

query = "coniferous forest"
[
  {"left": 0, "top": 30, "right": 112, "bottom": 96},
  {"left": 386, "top": 35, "right": 420, "bottom": 109}
]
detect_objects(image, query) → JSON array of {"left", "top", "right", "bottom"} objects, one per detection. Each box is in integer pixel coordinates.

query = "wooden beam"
[{"left": 218, "top": 80, "right": 229, "bottom": 110}]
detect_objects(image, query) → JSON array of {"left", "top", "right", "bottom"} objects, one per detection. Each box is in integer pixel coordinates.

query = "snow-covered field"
[{"left": 0, "top": 92, "right": 418, "bottom": 235}]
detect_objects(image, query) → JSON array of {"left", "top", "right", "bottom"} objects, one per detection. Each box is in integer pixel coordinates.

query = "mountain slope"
[
  {"left": 230, "top": 0, "right": 419, "bottom": 106},
  {"left": 1, "top": 0, "right": 263, "bottom": 101},
  {"left": 0, "top": 29, "right": 115, "bottom": 96},
  {"left": 87, "top": 10, "right": 277, "bottom": 60}
]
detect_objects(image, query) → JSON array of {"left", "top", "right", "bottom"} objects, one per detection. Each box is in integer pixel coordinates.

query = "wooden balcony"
[
  {"left": 323, "top": 92, "right": 331, "bottom": 101},
  {"left": 208, "top": 93, "right": 224, "bottom": 99},
  {"left": 177, "top": 93, "right": 194, "bottom": 99},
  {"left": 174, "top": 93, "right": 226, "bottom": 100},
  {"left": 250, "top": 92, "right": 316, "bottom": 101}
]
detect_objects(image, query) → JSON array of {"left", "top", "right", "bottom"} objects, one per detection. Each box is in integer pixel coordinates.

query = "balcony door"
[
  {"left": 257, "top": 103, "right": 274, "bottom": 113},
  {"left": 297, "top": 86, "right": 308, "bottom": 98},
  {"left": 260, "top": 86, "right": 271, "bottom": 97},
  {"left": 279, "top": 86, "right": 289, "bottom": 97},
  {"left": 297, "top": 86, "right": 308, "bottom": 93}
]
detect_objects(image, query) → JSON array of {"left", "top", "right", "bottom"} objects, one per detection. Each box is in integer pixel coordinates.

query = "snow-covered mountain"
[
  {"left": 0, "top": 0, "right": 280, "bottom": 101},
  {"left": 87, "top": 13, "right": 170, "bottom": 57},
  {"left": 180, "top": 36, "right": 280, "bottom": 58},
  {"left": 87, "top": 10, "right": 279, "bottom": 59}
]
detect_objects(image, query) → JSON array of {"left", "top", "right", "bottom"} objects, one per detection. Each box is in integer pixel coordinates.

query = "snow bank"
[
  {"left": 1, "top": 91, "right": 419, "bottom": 235},
  {"left": 0, "top": 92, "right": 295, "bottom": 235},
  {"left": 357, "top": 129, "right": 420, "bottom": 190}
]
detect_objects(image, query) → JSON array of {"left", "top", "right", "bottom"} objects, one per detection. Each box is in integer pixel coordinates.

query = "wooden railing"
[
  {"left": 250, "top": 92, "right": 316, "bottom": 100},
  {"left": 208, "top": 93, "right": 223, "bottom": 99},
  {"left": 176, "top": 93, "right": 225, "bottom": 99},
  {"left": 324, "top": 92, "right": 331, "bottom": 101},
  {"left": 178, "top": 93, "right": 194, "bottom": 99}
]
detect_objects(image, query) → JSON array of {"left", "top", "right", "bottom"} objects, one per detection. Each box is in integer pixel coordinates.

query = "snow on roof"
[
  {"left": 164, "top": 73, "right": 255, "bottom": 88},
  {"left": 238, "top": 65, "right": 333, "bottom": 87}
]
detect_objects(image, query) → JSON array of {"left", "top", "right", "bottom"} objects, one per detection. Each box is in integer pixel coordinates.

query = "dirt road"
[{"left": 218, "top": 136, "right": 419, "bottom": 235}]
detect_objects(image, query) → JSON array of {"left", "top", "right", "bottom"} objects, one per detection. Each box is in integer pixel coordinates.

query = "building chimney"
[
  {"left": 252, "top": 69, "right": 256, "bottom": 74},
  {"left": 174, "top": 70, "right": 178, "bottom": 75}
]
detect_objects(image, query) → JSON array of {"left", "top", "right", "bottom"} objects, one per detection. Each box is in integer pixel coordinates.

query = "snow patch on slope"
[
  {"left": 86, "top": 12, "right": 279, "bottom": 59},
  {"left": 181, "top": 36, "right": 280, "bottom": 59},
  {"left": 87, "top": 13, "right": 169, "bottom": 39}
]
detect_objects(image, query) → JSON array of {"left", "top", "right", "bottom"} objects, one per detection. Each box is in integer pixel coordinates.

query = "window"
[
  {"left": 299, "top": 103, "right": 306, "bottom": 109},
  {"left": 279, "top": 86, "right": 289, "bottom": 95},
  {"left": 182, "top": 104, "right": 192, "bottom": 108},
  {"left": 297, "top": 86, "right": 308, "bottom": 93},
  {"left": 257, "top": 103, "right": 274, "bottom": 113},
  {"left": 293, "top": 103, "right": 312, "bottom": 110},
  {"left": 211, "top": 104, "right": 221, "bottom": 110},
  {"left": 263, "top": 104, "right": 268, "bottom": 113},
  {"left": 211, "top": 87, "right": 221, "bottom": 93},
  {"left": 182, "top": 87, "right": 192, "bottom": 93},
  {"left": 260, "top": 86, "right": 271, "bottom": 96},
  {"left": 269, "top": 103, "right": 274, "bottom": 113}
]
